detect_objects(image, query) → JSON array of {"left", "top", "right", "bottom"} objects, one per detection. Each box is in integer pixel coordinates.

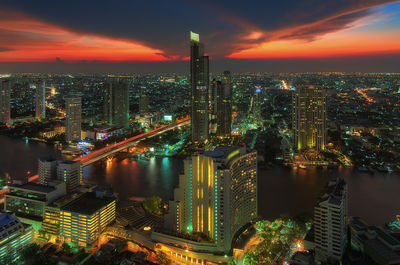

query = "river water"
[{"left": 0, "top": 135, "right": 399, "bottom": 225}]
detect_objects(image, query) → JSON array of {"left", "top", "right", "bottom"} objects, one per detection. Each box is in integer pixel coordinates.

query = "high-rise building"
[
  {"left": 35, "top": 79, "right": 46, "bottom": 120},
  {"left": 0, "top": 213, "right": 34, "bottom": 262},
  {"left": 38, "top": 158, "right": 57, "bottom": 185},
  {"left": 65, "top": 97, "right": 81, "bottom": 142},
  {"left": 248, "top": 86, "right": 262, "bottom": 125},
  {"left": 59, "top": 191, "right": 116, "bottom": 248},
  {"left": 0, "top": 79, "right": 11, "bottom": 124},
  {"left": 56, "top": 160, "right": 81, "bottom": 193},
  {"left": 190, "top": 31, "right": 209, "bottom": 143},
  {"left": 103, "top": 79, "right": 130, "bottom": 128},
  {"left": 165, "top": 146, "right": 257, "bottom": 252},
  {"left": 292, "top": 85, "right": 327, "bottom": 152},
  {"left": 314, "top": 178, "right": 348, "bottom": 262},
  {"left": 139, "top": 94, "right": 149, "bottom": 115},
  {"left": 216, "top": 71, "right": 232, "bottom": 137},
  {"left": 38, "top": 159, "right": 81, "bottom": 193}
]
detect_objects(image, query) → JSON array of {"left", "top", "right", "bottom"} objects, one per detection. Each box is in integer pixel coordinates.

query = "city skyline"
[{"left": 0, "top": 1, "right": 399, "bottom": 72}]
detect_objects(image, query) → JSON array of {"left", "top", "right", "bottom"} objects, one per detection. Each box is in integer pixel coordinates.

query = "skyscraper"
[
  {"left": 190, "top": 31, "right": 209, "bottom": 143},
  {"left": 35, "top": 79, "right": 46, "bottom": 120},
  {"left": 103, "top": 79, "right": 130, "bottom": 128},
  {"left": 38, "top": 158, "right": 57, "bottom": 185},
  {"left": 65, "top": 97, "right": 81, "bottom": 142},
  {"left": 0, "top": 79, "right": 11, "bottom": 124},
  {"left": 165, "top": 146, "right": 257, "bottom": 252},
  {"left": 292, "top": 85, "right": 327, "bottom": 152},
  {"left": 139, "top": 94, "right": 149, "bottom": 115},
  {"left": 314, "top": 178, "right": 348, "bottom": 262},
  {"left": 216, "top": 71, "right": 232, "bottom": 137}
]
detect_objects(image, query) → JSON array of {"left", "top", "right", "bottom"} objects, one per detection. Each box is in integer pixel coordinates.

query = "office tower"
[
  {"left": 38, "top": 158, "right": 81, "bottom": 192},
  {"left": 139, "top": 94, "right": 149, "bottom": 115},
  {"left": 38, "top": 158, "right": 57, "bottom": 185},
  {"left": 103, "top": 79, "right": 130, "bottom": 128},
  {"left": 248, "top": 86, "right": 262, "bottom": 124},
  {"left": 314, "top": 178, "right": 348, "bottom": 262},
  {"left": 5, "top": 181, "right": 67, "bottom": 223},
  {"left": 65, "top": 97, "right": 81, "bottom": 142},
  {"left": 59, "top": 192, "right": 116, "bottom": 248},
  {"left": 56, "top": 160, "right": 81, "bottom": 193},
  {"left": 35, "top": 79, "right": 46, "bottom": 120},
  {"left": 0, "top": 213, "right": 34, "bottom": 261},
  {"left": 216, "top": 71, "right": 232, "bottom": 137},
  {"left": 0, "top": 79, "right": 11, "bottom": 124},
  {"left": 190, "top": 31, "right": 209, "bottom": 143},
  {"left": 292, "top": 85, "right": 327, "bottom": 152},
  {"left": 165, "top": 146, "right": 257, "bottom": 252}
]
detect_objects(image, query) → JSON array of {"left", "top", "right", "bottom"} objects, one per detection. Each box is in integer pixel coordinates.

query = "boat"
[
  {"left": 357, "top": 166, "right": 369, "bottom": 172},
  {"left": 298, "top": 165, "right": 307, "bottom": 169}
]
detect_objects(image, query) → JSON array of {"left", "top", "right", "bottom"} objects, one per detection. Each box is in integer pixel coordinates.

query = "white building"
[
  {"left": 314, "top": 178, "right": 348, "bottom": 262},
  {"left": 39, "top": 159, "right": 81, "bottom": 193}
]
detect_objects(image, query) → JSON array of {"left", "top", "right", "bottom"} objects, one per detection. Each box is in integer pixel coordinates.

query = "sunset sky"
[{"left": 0, "top": 0, "right": 399, "bottom": 72}]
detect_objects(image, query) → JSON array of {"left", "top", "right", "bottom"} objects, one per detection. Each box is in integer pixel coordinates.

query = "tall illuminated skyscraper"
[
  {"left": 216, "top": 71, "right": 232, "bottom": 137},
  {"left": 65, "top": 97, "right": 81, "bottom": 142},
  {"left": 0, "top": 79, "right": 11, "bottom": 124},
  {"left": 103, "top": 79, "right": 130, "bottom": 128},
  {"left": 292, "top": 85, "right": 326, "bottom": 152},
  {"left": 165, "top": 146, "right": 257, "bottom": 252},
  {"left": 190, "top": 31, "right": 209, "bottom": 143},
  {"left": 35, "top": 79, "right": 46, "bottom": 120},
  {"left": 139, "top": 94, "right": 149, "bottom": 115}
]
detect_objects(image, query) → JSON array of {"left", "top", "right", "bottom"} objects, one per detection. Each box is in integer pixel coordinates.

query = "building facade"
[
  {"left": 0, "top": 79, "right": 11, "bottom": 124},
  {"left": 65, "top": 97, "right": 82, "bottom": 142},
  {"left": 39, "top": 159, "right": 81, "bottom": 193},
  {"left": 165, "top": 146, "right": 257, "bottom": 252},
  {"left": 139, "top": 94, "right": 149, "bottom": 115},
  {"left": 59, "top": 192, "right": 116, "bottom": 248},
  {"left": 103, "top": 79, "right": 130, "bottom": 128},
  {"left": 190, "top": 31, "right": 209, "bottom": 143},
  {"left": 35, "top": 80, "right": 46, "bottom": 120},
  {"left": 216, "top": 71, "right": 232, "bottom": 137},
  {"left": 0, "top": 213, "right": 34, "bottom": 262},
  {"left": 292, "top": 85, "right": 327, "bottom": 152},
  {"left": 314, "top": 178, "right": 348, "bottom": 262}
]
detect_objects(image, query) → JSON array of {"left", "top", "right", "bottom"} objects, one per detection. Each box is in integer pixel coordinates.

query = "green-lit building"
[{"left": 0, "top": 213, "right": 34, "bottom": 262}]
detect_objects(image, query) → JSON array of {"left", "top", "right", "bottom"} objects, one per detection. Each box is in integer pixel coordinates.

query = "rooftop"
[
  {"left": 61, "top": 192, "right": 115, "bottom": 216},
  {"left": 9, "top": 182, "right": 56, "bottom": 193}
]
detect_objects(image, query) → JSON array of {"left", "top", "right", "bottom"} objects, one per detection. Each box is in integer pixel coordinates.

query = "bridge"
[{"left": 75, "top": 118, "right": 190, "bottom": 167}]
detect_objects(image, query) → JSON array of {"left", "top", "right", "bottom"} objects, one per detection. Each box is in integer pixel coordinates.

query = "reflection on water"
[{"left": 0, "top": 135, "right": 398, "bottom": 225}]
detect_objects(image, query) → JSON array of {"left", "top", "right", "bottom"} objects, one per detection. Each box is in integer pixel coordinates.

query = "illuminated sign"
[
  {"left": 190, "top": 31, "right": 200, "bottom": 42},
  {"left": 163, "top": 115, "right": 173, "bottom": 121}
]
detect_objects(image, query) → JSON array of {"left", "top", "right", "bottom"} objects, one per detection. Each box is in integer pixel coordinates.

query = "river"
[{"left": 0, "top": 135, "right": 398, "bottom": 225}]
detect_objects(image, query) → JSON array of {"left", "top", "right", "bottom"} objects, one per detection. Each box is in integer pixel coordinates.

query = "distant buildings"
[
  {"left": 0, "top": 79, "right": 11, "bottom": 123},
  {"left": 39, "top": 159, "right": 81, "bottom": 193},
  {"left": 35, "top": 80, "right": 46, "bottom": 120},
  {"left": 190, "top": 31, "right": 209, "bottom": 143},
  {"left": 59, "top": 191, "right": 116, "bottom": 248},
  {"left": 292, "top": 85, "right": 327, "bottom": 152},
  {"left": 65, "top": 97, "right": 81, "bottom": 142},
  {"left": 103, "top": 79, "right": 130, "bottom": 128},
  {"left": 314, "top": 178, "right": 348, "bottom": 262},
  {"left": 164, "top": 146, "right": 257, "bottom": 252},
  {"left": 139, "top": 94, "right": 149, "bottom": 115},
  {"left": 0, "top": 213, "right": 34, "bottom": 261}
]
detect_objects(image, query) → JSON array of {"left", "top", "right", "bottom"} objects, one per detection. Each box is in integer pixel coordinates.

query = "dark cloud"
[
  {"left": 0, "top": 47, "right": 12, "bottom": 52},
  {"left": 0, "top": 0, "right": 396, "bottom": 58}
]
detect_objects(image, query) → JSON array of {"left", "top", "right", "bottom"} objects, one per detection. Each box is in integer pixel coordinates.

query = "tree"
[
  {"left": 61, "top": 242, "right": 71, "bottom": 253},
  {"left": 19, "top": 243, "right": 48, "bottom": 265},
  {"left": 143, "top": 196, "right": 163, "bottom": 215}
]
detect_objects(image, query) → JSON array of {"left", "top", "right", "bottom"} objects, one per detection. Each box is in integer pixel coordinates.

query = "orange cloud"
[{"left": 0, "top": 11, "right": 171, "bottom": 62}]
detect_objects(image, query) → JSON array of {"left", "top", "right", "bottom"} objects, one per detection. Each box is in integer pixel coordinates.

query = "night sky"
[{"left": 0, "top": 0, "right": 399, "bottom": 72}]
